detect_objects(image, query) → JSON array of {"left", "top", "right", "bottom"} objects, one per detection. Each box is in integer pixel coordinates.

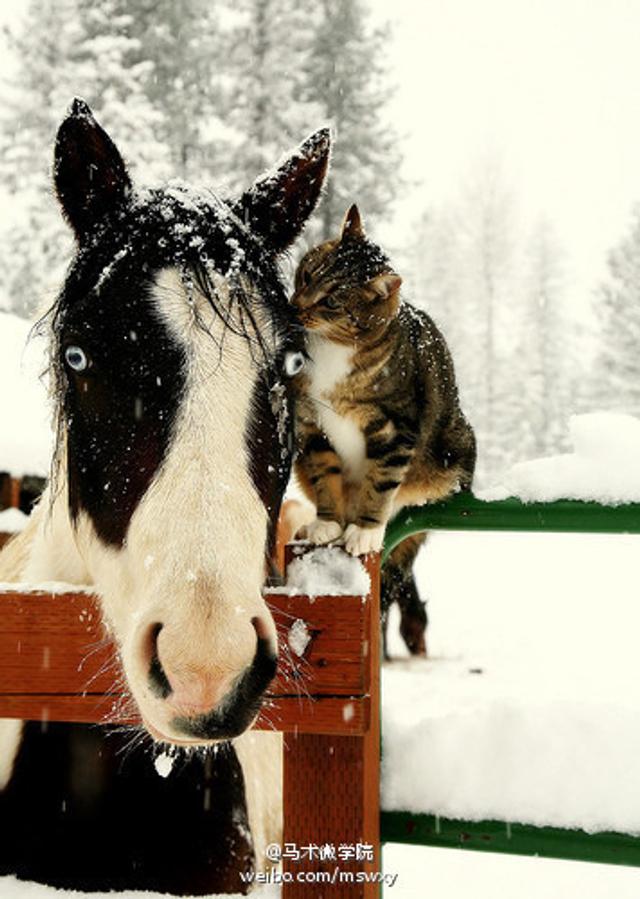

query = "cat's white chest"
[{"left": 305, "top": 334, "right": 366, "bottom": 483}]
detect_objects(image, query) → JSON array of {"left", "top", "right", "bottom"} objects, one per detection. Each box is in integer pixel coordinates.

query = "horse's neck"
[{"left": 0, "top": 483, "right": 91, "bottom": 585}]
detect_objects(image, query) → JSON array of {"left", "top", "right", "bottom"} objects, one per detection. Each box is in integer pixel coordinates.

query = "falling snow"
[
  {"left": 153, "top": 753, "right": 174, "bottom": 779},
  {"left": 287, "top": 618, "right": 311, "bottom": 657}
]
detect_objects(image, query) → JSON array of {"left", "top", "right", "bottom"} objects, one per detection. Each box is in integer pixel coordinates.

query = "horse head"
[{"left": 46, "top": 99, "right": 330, "bottom": 744}]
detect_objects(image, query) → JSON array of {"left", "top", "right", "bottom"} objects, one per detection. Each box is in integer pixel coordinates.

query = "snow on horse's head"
[{"left": 48, "top": 99, "right": 330, "bottom": 744}]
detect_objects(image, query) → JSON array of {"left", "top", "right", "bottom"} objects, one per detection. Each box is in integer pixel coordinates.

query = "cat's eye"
[
  {"left": 284, "top": 351, "right": 305, "bottom": 376},
  {"left": 325, "top": 295, "right": 341, "bottom": 309},
  {"left": 64, "top": 345, "right": 90, "bottom": 373}
]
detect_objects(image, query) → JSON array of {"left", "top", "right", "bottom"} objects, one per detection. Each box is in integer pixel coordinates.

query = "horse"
[{"left": 0, "top": 98, "right": 330, "bottom": 893}]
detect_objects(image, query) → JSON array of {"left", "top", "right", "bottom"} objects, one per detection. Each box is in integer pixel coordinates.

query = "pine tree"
[
  {"left": 0, "top": 0, "right": 169, "bottom": 316},
  {"left": 68, "top": 0, "right": 169, "bottom": 178},
  {"left": 301, "top": 0, "right": 401, "bottom": 241},
  {"left": 408, "top": 165, "right": 532, "bottom": 482},
  {"left": 592, "top": 205, "right": 640, "bottom": 416},
  {"left": 120, "top": 0, "right": 228, "bottom": 183},
  {"left": 0, "top": 0, "right": 79, "bottom": 316},
  {"left": 224, "top": 0, "right": 320, "bottom": 191},
  {"left": 521, "top": 220, "right": 572, "bottom": 455},
  {"left": 449, "top": 164, "right": 520, "bottom": 479}
]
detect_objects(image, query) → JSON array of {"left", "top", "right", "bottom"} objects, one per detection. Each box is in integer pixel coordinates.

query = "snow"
[
  {"left": 266, "top": 546, "right": 371, "bottom": 597},
  {"left": 0, "top": 878, "right": 277, "bottom": 898},
  {"left": 153, "top": 752, "right": 174, "bottom": 778},
  {"left": 0, "top": 312, "right": 51, "bottom": 477},
  {"left": 381, "top": 529, "right": 640, "bottom": 835},
  {"left": 0, "top": 583, "right": 94, "bottom": 595},
  {"left": 287, "top": 618, "right": 311, "bottom": 657},
  {"left": 3, "top": 851, "right": 640, "bottom": 899},
  {"left": 483, "top": 413, "right": 640, "bottom": 504},
  {"left": 383, "top": 844, "right": 640, "bottom": 899},
  {"left": 0, "top": 508, "right": 28, "bottom": 533}
]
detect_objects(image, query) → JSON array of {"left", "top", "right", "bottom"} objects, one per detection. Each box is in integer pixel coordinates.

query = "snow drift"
[{"left": 484, "top": 412, "right": 640, "bottom": 505}]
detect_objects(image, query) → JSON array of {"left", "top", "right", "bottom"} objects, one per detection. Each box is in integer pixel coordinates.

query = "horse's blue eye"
[
  {"left": 284, "top": 351, "right": 304, "bottom": 377},
  {"left": 64, "top": 345, "right": 89, "bottom": 373}
]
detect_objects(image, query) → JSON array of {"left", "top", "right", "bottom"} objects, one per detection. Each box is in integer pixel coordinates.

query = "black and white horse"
[{"left": 0, "top": 99, "right": 330, "bottom": 893}]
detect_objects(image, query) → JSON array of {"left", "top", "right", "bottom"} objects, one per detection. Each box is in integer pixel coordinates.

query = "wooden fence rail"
[{"left": 0, "top": 550, "right": 381, "bottom": 899}]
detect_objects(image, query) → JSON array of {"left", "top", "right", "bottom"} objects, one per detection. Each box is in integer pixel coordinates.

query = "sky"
[
  {"left": 3, "top": 0, "right": 640, "bottom": 312},
  {"left": 369, "top": 0, "right": 640, "bottom": 311}
]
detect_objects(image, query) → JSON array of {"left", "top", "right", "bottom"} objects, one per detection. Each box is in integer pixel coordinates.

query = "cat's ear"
[
  {"left": 340, "top": 203, "right": 364, "bottom": 240},
  {"left": 370, "top": 272, "right": 402, "bottom": 298}
]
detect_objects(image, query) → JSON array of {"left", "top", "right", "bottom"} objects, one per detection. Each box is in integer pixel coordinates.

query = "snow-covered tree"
[
  {"left": 591, "top": 205, "right": 640, "bottom": 417},
  {"left": 0, "top": 0, "right": 168, "bottom": 316},
  {"left": 520, "top": 220, "right": 573, "bottom": 456},
  {"left": 224, "top": 0, "right": 401, "bottom": 242},
  {"left": 0, "top": 1, "right": 80, "bottom": 316},
  {"left": 407, "top": 167, "right": 577, "bottom": 483},
  {"left": 71, "top": 0, "right": 168, "bottom": 177},
  {"left": 1, "top": 0, "right": 402, "bottom": 314},
  {"left": 120, "top": 0, "right": 228, "bottom": 183},
  {"left": 224, "top": 0, "right": 321, "bottom": 191},
  {"left": 301, "top": 0, "right": 401, "bottom": 241}
]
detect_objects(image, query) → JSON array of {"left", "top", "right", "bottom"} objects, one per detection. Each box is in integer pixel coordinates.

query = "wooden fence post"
[
  {"left": 0, "top": 474, "right": 21, "bottom": 511},
  {"left": 281, "top": 550, "right": 381, "bottom": 899}
]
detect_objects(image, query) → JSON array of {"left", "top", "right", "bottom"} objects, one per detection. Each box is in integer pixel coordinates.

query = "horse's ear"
[
  {"left": 54, "top": 98, "right": 132, "bottom": 240},
  {"left": 234, "top": 128, "right": 331, "bottom": 253}
]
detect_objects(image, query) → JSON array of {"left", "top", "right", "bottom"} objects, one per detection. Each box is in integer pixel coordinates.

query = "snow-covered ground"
[
  {"left": 0, "top": 312, "right": 50, "bottom": 477},
  {"left": 384, "top": 529, "right": 640, "bottom": 835},
  {"left": 5, "top": 845, "right": 640, "bottom": 899},
  {"left": 0, "top": 507, "right": 29, "bottom": 532}
]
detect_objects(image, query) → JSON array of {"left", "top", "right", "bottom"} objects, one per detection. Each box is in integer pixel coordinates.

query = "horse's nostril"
[{"left": 148, "top": 623, "right": 172, "bottom": 699}]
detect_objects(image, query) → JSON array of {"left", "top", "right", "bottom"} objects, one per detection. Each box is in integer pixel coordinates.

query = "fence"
[
  {"left": 0, "top": 494, "right": 639, "bottom": 895},
  {"left": 381, "top": 493, "right": 640, "bottom": 870}
]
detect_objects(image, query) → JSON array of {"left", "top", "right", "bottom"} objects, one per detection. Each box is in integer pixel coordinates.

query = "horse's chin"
[
  {"left": 141, "top": 717, "right": 219, "bottom": 747},
  {"left": 141, "top": 714, "right": 263, "bottom": 747}
]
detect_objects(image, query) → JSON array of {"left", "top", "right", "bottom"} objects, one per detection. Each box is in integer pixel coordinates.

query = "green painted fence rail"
[
  {"left": 381, "top": 812, "right": 640, "bottom": 869},
  {"left": 380, "top": 495, "right": 640, "bottom": 867},
  {"left": 383, "top": 494, "right": 640, "bottom": 562}
]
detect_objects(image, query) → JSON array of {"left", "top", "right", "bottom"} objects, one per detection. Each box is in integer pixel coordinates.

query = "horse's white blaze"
[{"left": 63, "top": 267, "right": 278, "bottom": 739}]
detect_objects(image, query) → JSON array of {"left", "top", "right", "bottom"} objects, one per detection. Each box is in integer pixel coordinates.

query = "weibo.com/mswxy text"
[
  {"left": 240, "top": 867, "right": 399, "bottom": 888},
  {"left": 240, "top": 842, "right": 399, "bottom": 888}
]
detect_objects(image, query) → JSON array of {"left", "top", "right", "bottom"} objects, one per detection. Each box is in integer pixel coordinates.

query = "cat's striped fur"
[{"left": 291, "top": 204, "right": 476, "bottom": 655}]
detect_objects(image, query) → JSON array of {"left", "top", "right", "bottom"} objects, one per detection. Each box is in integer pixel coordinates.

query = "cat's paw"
[
  {"left": 297, "top": 518, "right": 343, "bottom": 545},
  {"left": 343, "top": 523, "right": 386, "bottom": 556}
]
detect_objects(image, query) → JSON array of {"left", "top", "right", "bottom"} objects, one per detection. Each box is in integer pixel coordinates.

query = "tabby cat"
[{"left": 291, "top": 204, "right": 476, "bottom": 655}]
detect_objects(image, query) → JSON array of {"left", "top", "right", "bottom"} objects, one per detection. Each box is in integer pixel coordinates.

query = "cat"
[{"left": 290, "top": 203, "right": 476, "bottom": 655}]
